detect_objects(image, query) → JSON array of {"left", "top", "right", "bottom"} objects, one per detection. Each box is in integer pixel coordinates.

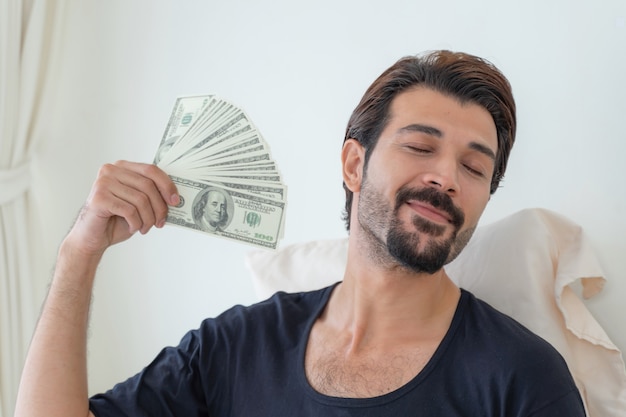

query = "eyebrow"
[
  {"left": 398, "top": 123, "right": 496, "bottom": 161},
  {"left": 398, "top": 123, "right": 443, "bottom": 137}
]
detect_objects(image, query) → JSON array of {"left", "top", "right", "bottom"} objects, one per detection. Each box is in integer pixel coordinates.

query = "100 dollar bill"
[{"left": 166, "top": 176, "right": 285, "bottom": 249}]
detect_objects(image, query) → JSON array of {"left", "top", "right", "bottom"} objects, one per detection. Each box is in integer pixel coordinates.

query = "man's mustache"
[{"left": 395, "top": 187, "right": 464, "bottom": 229}]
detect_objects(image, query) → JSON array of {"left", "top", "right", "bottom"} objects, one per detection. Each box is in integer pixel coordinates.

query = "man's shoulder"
[
  {"left": 461, "top": 290, "right": 558, "bottom": 348},
  {"left": 447, "top": 290, "right": 584, "bottom": 414},
  {"left": 197, "top": 284, "right": 335, "bottom": 337},
  {"left": 248, "top": 284, "right": 336, "bottom": 317},
  {"left": 457, "top": 289, "right": 573, "bottom": 377}
]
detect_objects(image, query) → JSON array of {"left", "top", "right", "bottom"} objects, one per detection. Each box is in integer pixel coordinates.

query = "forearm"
[
  {"left": 15, "top": 240, "right": 101, "bottom": 417},
  {"left": 15, "top": 161, "right": 177, "bottom": 417}
]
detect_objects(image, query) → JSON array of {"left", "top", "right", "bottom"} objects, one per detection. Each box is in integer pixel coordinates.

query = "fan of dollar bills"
[{"left": 154, "top": 95, "right": 286, "bottom": 249}]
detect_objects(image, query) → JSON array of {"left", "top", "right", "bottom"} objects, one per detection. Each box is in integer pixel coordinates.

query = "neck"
[{"left": 323, "top": 231, "right": 461, "bottom": 352}]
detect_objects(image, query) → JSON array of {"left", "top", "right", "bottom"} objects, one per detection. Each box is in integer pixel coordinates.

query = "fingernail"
[{"left": 170, "top": 194, "right": 179, "bottom": 205}]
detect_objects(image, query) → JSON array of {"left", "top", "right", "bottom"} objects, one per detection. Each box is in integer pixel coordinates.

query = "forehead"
[
  {"left": 207, "top": 191, "right": 226, "bottom": 202},
  {"left": 385, "top": 87, "right": 498, "bottom": 151}
]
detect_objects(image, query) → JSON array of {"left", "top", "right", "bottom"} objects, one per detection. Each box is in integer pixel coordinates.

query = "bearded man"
[{"left": 16, "top": 51, "right": 586, "bottom": 417}]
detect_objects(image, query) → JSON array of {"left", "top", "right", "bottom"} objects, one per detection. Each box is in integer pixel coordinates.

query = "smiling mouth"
[
  {"left": 395, "top": 186, "right": 465, "bottom": 229},
  {"left": 406, "top": 200, "right": 452, "bottom": 225}
]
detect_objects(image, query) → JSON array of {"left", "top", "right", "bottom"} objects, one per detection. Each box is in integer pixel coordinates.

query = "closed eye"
[
  {"left": 406, "top": 145, "right": 433, "bottom": 154},
  {"left": 463, "top": 163, "right": 486, "bottom": 177}
]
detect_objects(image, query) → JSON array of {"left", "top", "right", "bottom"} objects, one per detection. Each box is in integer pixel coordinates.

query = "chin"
[
  {"left": 386, "top": 231, "right": 448, "bottom": 274},
  {"left": 387, "top": 218, "right": 477, "bottom": 274}
]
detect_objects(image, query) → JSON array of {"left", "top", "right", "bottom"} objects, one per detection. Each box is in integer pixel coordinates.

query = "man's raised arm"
[{"left": 14, "top": 161, "right": 179, "bottom": 417}]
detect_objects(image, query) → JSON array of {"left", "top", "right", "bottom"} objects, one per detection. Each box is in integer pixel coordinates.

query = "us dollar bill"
[
  {"left": 156, "top": 94, "right": 286, "bottom": 249},
  {"left": 166, "top": 176, "right": 285, "bottom": 249},
  {"left": 155, "top": 95, "right": 213, "bottom": 165}
]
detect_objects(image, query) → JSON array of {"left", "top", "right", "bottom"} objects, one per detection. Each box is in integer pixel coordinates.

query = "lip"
[{"left": 406, "top": 200, "right": 452, "bottom": 224}]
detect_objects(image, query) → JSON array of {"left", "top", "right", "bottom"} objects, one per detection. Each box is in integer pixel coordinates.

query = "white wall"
[{"left": 32, "top": 0, "right": 626, "bottom": 394}]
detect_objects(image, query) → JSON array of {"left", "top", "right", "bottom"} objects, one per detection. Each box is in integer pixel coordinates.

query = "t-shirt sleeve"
[
  {"left": 89, "top": 324, "right": 212, "bottom": 417},
  {"left": 87, "top": 291, "right": 313, "bottom": 417}
]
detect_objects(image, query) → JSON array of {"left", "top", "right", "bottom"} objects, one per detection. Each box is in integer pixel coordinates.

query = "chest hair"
[{"left": 305, "top": 335, "right": 437, "bottom": 398}]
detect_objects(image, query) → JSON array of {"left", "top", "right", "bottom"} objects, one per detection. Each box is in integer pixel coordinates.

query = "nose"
[{"left": 421, "top": 157, "right": 460, "bottom": 194}]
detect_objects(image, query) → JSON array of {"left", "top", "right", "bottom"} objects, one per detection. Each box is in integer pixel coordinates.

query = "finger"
[
  {"left": 88, "top": 168, "right": 147, "bottom": 234},
  {"left": 109, "top": 183, "right": 157, "bottom": 234},
  {"left": 110, "top": 161, "right": 178, "bottom": 232},
  {"left": 114, "top": 160, "right": 179, "bottom": 206},
  {"left": 90, "top": 164, "right": 159, "bottom": 235}
]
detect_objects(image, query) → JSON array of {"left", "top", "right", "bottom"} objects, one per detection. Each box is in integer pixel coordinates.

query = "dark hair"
[{"left": 342, "top": 50, "right": 517, "bottom": 230}]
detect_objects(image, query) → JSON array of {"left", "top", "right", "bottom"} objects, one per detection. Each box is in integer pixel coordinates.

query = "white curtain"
[{"left": 0, "top": 1, "right": 66, "bottom": 416}]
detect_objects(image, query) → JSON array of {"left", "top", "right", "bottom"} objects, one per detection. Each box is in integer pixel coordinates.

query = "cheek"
[
  {"left": 460, "top": 192, "right": 490, "bottom": 228},
  {"left": 365, "top": 153, "right": 413, "bottom": 193}
]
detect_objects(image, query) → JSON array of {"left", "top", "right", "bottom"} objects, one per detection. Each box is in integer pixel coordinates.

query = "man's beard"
[{"left": 358, "top": 180, "right": 474, "bottom": 274}]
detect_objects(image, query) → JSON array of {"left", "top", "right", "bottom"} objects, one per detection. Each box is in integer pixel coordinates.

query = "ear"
[{"left": 341, "top": 139, "right": 365, "bottom": 193}]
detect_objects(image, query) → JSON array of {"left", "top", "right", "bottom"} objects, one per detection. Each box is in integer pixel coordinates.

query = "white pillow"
[
  {"left": 245, "top": 208, "right": 626, "bottom": 417},
  {"left": 247, "top": 237, "right": 347, "bottom": 298}
]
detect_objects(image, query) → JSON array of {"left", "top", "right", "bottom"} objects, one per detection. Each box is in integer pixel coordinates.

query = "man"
[
  {"left": 15, "top": 51, "right": 586, "bottom": 416},
  {"left": 194, "top": 188, "right": 230, "bottom": 232}
]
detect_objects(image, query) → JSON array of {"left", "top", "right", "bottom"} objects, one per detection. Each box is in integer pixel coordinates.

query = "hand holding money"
[
  {"left": 65, "top": 161, "right": 178, "bottom": 258},
  {"left": 155, "top": 95, "right": 287, "bottom": 249}
]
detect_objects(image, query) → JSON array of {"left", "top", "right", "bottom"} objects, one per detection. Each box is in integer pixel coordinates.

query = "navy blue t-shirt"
[{"left": 89, "top": 286, "right": 586, "bottom": 416}]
